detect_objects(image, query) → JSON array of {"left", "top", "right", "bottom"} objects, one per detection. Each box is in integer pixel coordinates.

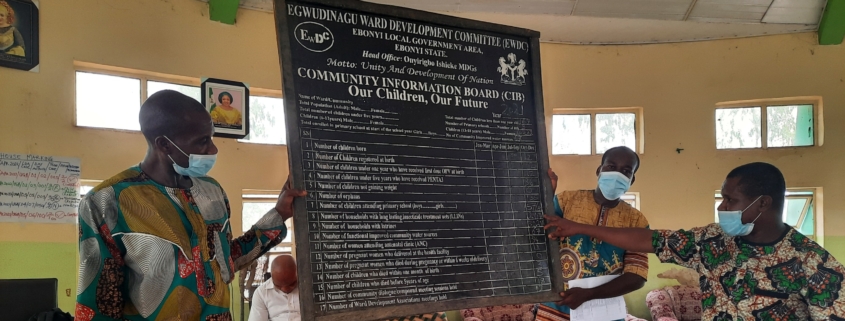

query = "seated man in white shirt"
[{"left": 249, "top": 255, "right": 301, "bottom": 321}]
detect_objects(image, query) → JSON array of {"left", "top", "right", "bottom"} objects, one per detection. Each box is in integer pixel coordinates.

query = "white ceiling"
[{"left": 209, "top": 0, "right": 828, "bottom": 44}]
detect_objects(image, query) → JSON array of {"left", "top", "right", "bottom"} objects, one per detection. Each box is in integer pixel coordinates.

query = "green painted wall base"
[
  {"left": 0, "top": 242, "right": 78, "bottom": 314},
  {"left": 0, "top": 241, "right": 252, "bottom": 320},
  {"left": 232, "top": 273, "right": 248, "bottom": 321},
  {"left": 623, "top": 256, "right": 682, "bottom": 320},
  {"left": 825, "top": 236, "right": 845, "bottom": 265},
  {"left": 4, "top": 237, "right": 845, "bottom": 320},
  {"left": 445, "top": 310, "right": 464, "bottom": 320}
]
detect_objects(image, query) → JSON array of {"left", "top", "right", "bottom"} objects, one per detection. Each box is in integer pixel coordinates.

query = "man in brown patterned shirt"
[
  {"left": 537, "top": 146, "right": 649, "bottom": 321},
  {"left": 545, "top": 162, "right": 845, "bottom": 320}
]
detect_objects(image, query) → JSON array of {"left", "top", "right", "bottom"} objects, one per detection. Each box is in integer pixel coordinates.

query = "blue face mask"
[
  {"left": 597, "top": 171, "right": 631, "bottom": 200},
  {"left": 718, "top": 195, "right": 763, "bottom": 237},
  {"left": 164, "top": 136, "right": 217, "bottom": 177}
]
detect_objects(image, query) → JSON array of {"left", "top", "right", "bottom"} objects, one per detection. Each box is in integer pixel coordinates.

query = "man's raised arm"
[{"left": 544, "top": 214, "right": 655, "bottom": 253}]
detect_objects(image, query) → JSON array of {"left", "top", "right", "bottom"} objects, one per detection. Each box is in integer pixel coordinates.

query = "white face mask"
[
  {"left": 717, "top": 195, "right": 763, "bottom": 237},
  {"left": 597, "top": 171, "right": 631, "bottom": 200},
  {"left": 163, "top": 136, "right": 217, "bottom": 177}
]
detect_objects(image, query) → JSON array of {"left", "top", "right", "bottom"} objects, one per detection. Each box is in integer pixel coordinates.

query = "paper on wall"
[{"left": 0, "top": 153, "right": 81, "bottom": 224}]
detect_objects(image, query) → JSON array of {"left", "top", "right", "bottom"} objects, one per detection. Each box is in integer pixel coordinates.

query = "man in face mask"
[
  {"left": 545, "top": 162, "right": 845, "bottom": 320},
  {"left": 75, "top": 90, "right": 307, "bottom": 320},
  {"left": 537, "top": 146, "right": 649, "bottom": 321}
]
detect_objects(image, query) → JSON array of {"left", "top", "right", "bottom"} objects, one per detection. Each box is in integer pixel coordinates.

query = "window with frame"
[
  {"left": 621, "top": 192, "right": 640, "bottom": 210},
  {"left": 74, "top": 62, "right": 286, "bottom": 144},
  {"left": 714, "top": 188, "right": 819, "bottom": 240},
  {"left": 238, "top": 95, "right": 287, "bottom": 145},
  {"left": 75, "top": 71, "right": 143, "bottom": 131},
  {"left": 242, "top": 190, "right": 293, "bottom": 253},
  {"left": 715, "top": 97, "right": 822, "bottom": 150},
  {"left": 551, "top": 108, "right": 642, "bottom": 155},
  {"left": 147, "top": 80, "right": 202, "bottom": 101},
  {"left": 75, "top": 63, "right": 202, "bottom": 131},
  {"left": 79, "top": 179, "right": 103, "bottom": 198}
]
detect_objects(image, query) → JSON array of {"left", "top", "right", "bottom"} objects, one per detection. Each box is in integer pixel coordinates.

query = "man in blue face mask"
[
  {"left": 75, "top": 90, "right": 307, "bottom": 321},
  {"left": 544, "top": 162, "right": 845, "bottom": 320},
  {"left": 537, "top": 146, "right": 649, "bottom": 321}
]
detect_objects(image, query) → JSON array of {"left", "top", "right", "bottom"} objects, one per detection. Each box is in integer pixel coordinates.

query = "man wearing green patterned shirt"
[
  {"left": 75, "top": 90, "right": 306, "bottom": 321},
  {"left": 545, "top": 162, "right": 845, "bottom": 320}
]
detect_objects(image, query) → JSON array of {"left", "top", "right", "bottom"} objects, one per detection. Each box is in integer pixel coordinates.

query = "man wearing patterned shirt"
[
  {"left": 537, "top": 146, "right": 649, "bottom": 321},
  {"left": 75, "top": 90, "right": 306, "bottom": 321},
  {"left": 545, "top": 162, "right": 845, "bottom": 320}
]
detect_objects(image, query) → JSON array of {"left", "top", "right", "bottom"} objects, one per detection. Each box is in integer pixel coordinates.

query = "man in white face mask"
[
  {"left": 76, "top": 90, "right": 307, "bottom": 320},
  {"left": 537, "top": 146, "right": 649, "bottom": 321},
  {"left": 545, "top": 162, "right": 845, "bottom": 320}
]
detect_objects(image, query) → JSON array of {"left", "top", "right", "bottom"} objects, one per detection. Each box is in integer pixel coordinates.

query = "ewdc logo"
[{"left": 295, "top": 22, "right": 334, "bottom": 52}]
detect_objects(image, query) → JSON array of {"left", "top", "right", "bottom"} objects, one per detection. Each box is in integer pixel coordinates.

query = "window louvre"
[
  {"left": 552, "top": 108, "right": 642, "bottom": 155},
  {"left": 715, "top": 97, "right": 821, "bottom": 150}
]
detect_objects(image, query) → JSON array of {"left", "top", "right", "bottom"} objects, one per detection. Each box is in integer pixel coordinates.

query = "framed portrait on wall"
[
  {"left": 0, "top": 0, "right": 39, "bottom": 72},
  {"left": 202, "top": 78, "right": 250, "bottom": 139}
]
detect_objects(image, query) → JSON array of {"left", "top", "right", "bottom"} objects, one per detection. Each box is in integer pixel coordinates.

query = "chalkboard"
[
  {"left": 273, "top": 1, "right": 561, "bottom": 320},
  {"left": 0, "top": 153, "right": 81, "bottom": 224}
]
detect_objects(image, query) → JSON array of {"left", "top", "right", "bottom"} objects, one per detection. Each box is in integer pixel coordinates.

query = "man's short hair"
[
  {"left": 726, "top": 162, "right": 786, "bottom": 211},
  {"left": 139, "top": 90, "right": 207, "bottom": 142},
  {"left": 600, "top": 146, "right": 640, "bottom": 173}
]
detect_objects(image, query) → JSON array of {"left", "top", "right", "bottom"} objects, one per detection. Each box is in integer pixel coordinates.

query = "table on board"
[{"left": 274, "top": 0, "right": 560, "bottom": 319}]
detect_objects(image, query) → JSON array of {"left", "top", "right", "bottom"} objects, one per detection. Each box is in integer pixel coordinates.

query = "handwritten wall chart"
[{"left": 0, "top": 153, "right": 81, "bottom": 224}]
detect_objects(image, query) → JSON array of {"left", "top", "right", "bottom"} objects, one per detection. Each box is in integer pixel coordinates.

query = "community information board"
[{"left": 274, "top": 0, "right": 560, "bottom": 319}]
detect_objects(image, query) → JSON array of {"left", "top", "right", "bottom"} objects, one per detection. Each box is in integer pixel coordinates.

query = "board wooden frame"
[{"left": 273, "top": 1, "right": 560, "bottom": 320}]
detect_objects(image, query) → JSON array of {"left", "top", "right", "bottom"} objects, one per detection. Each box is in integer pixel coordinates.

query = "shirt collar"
[{"left": 263, "top": 279, "right": 276, "bottom": 290}]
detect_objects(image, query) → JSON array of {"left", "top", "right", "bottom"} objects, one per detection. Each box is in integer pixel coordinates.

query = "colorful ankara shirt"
[
  {"left": 75, "top": 167, "right": 287, "bottom": 321},
  {"left": 653, "top": 223, "right": 845, "bottom": 320},
  {"left": 537, "top": 190, "right": 650, "bottom": 321}
]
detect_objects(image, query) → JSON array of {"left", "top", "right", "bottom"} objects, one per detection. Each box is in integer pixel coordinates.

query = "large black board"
[{"left": 273, "top": 1, "right": 561, "bottom": 320}]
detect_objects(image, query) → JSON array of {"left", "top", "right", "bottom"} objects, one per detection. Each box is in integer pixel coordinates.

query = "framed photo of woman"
[
  {"left": 0, "top": 0, "right": 39, "bottom": 72},
  {"left": 201, "top": 78, "right": 250, "bottom": 138}
]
